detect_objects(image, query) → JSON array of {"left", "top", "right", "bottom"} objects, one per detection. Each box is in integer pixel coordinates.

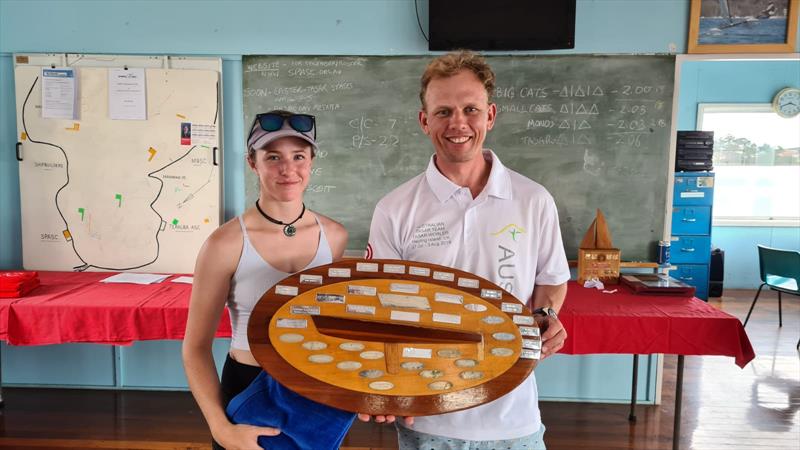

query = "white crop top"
[{"left": 227, "top": 214, "right": 333, "bottom": 351}]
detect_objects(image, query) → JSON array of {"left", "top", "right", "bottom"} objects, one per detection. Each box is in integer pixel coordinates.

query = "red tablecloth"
[
  {"left": 0, "top": 298, "right": 18, "bottom": 341},
  {"left": 559, "top": 281, "right": 755, "bottom": 368},
  {"left": 4, "top": 271, "right": 231, "bottom": 346},
  {"left": 1, "top": 274, "right": 754, "bottom": 370}
]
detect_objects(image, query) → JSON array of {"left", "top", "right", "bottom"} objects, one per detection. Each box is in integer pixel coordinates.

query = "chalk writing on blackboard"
[{"left": 242, "top": 55, "right": 675, "bottom": 260}]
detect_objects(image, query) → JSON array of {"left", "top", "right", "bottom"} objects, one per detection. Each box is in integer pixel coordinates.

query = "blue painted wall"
[
  {"left": 677, "top": 59, "right": 800, "bottom": 288},
  {"left": 0, "top": 0, "right": 796, "bottom": 400},
  {"left": 712, "top": 226, "right": 800, "bottom": 288},
  {"left": 1, "top": 339, "right": 231, "bottom": 388},
  {"left": 0, "top": 53, "right": 20, "bottom": 269},
  {"left": 0, "top": 0, "right": 692, "bottom": 269}
]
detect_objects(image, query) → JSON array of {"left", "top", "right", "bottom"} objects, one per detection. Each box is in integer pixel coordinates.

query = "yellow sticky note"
[
  {"left": 20, "top": 132, "right": 27, "bottom": 140},
  {"left": 65, "top": 123, "right": 80, "bottom": 131},
  {"left": 176, "top": 114, "right": 187, "bottom": 119}
]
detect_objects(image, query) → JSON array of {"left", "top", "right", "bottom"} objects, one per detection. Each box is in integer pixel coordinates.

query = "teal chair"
[{"left": 743, "top": 245, "right": 800, "bottom": 349}]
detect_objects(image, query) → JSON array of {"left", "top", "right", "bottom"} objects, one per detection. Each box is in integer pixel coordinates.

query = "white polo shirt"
[{"left": 367, "top": 150, "right": 570, "bottom": 441}]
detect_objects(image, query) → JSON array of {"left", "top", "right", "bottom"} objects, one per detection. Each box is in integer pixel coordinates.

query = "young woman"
[{"left": 183, "top": 111, "right": 351, "bottom": 450}]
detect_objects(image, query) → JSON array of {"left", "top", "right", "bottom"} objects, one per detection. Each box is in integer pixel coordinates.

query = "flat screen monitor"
[{"left": 428, "top": 0, "right": 576, "bottom": 51}]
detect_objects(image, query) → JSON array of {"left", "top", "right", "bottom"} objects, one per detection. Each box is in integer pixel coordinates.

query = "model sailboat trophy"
[{"left": 577, "top": 209, "right": 621, "bottom": 285}]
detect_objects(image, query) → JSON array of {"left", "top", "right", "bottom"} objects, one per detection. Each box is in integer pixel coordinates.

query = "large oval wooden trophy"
[{"left": 248, "top": 259, "right": 541, "bottom": 416}]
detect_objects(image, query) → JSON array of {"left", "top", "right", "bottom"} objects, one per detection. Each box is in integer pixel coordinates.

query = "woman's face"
[{"left": 248, "top": 136, "right": 313, "bottom": 203}]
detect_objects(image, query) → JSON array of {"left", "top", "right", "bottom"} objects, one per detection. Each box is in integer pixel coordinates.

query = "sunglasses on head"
[{"left": 249, "top": 112, "right": 316, "bottom": 141}]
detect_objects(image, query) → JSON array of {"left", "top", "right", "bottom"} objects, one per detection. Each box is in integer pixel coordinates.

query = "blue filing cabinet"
[{"left": 670, "top": 172, "right": 714, "bottom": 300}]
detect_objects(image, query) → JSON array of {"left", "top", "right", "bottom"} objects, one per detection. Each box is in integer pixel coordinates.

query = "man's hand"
[
  {"left": 531, "top": 283, "right": 568, "bottom": 358},
  {"left": 357, "top": 413, "right": 414, "bottom": 426},
  {"left": 535, "top": 313, "right": 567, "bottom": 358}
]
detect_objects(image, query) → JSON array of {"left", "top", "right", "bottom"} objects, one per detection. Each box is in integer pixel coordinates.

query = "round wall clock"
[
  {"left": 773, "top": 87, "right": 800, "bottom": 118},
  {"left": 248, "top": 258, "right": 541, "bottom": 416}
]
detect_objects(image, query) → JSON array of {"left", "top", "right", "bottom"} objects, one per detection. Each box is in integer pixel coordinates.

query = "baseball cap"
[{"left": 247, "top": 112, "right": 318, "bottom": 153}]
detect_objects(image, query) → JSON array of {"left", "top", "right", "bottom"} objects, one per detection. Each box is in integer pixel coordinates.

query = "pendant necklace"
[{"left": 255, "top": 200, "right": 305, "bottom": 237}]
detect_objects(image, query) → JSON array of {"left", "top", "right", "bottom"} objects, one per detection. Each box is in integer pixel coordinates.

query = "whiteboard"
[{"left": 14, "top": 54, "right": 222, "bottom": 273}]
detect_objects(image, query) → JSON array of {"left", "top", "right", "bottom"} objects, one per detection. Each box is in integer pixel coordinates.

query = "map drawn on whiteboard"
[{"left": 14, "top": 65, "right": 222, "bottom": 273}]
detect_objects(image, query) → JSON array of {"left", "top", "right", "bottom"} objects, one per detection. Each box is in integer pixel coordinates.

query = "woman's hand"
[
  {"left": 215, "top": 423, "right": 281, "bottom": 450},
  {"left": 357, "top": 413, "right": 414, "bottom": 426}
]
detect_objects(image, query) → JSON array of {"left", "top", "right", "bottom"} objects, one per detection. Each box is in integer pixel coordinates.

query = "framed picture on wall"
[{"left": 688, "top": 0, "right": 799, "bottom": 53}]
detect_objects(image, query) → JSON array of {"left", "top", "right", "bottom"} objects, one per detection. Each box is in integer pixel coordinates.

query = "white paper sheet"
[
  {"left": 42, "top": 67, "right": 78, "bottom": 119},
  {"left": 189, "top": 123, "right": 217, "bottom": 145},
  {"left": 109, "top": 68, "right": 146, "bottom": 120},
  {"left": 171, "top": 276, "right": 194, "bottom": 284},
  {"left": 101, "top": 273, "right": 170, "bottom": 284}
]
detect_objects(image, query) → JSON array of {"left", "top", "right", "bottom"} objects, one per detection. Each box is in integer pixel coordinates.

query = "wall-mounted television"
[{"left": 428, "top": 0, "right": 576, "bottom": 51}]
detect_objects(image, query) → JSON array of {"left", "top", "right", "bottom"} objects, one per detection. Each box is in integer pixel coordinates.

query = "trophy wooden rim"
[{"left": 248, "top": 258, "right": 539, "bottom": 416}]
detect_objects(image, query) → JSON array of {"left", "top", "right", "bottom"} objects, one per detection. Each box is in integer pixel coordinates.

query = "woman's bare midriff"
[{"left": 229, "top": 348, "right": 260, "bottom": 367}]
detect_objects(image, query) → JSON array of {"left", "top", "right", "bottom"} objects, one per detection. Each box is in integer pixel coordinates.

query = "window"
[{"left": 697, "top": 104, "right": 800, "bottom": 226}]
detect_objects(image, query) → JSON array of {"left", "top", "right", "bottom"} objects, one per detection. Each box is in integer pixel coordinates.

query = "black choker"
[{"left": 255, "top": 200, "right": 305, "bottom": 237}]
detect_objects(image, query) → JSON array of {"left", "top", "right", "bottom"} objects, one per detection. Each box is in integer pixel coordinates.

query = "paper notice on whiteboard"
[
  {"left": 42, "top": 68, "right": 78, "bottom": 119},
  {"left": 190, "top": 123, "right": 218, "bottom": 146},
  {"left": 109, "top": 68, "right": 147, "bottom": 120}
]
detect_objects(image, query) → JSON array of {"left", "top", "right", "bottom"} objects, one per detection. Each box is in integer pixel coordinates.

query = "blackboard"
[{"left": 242, "top": 55, "right": 674, "bottom": 261}]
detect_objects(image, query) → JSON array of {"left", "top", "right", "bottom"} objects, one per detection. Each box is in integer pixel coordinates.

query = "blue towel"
[{"left": 225, "top": 371, "right": 356, "bottom": 450}]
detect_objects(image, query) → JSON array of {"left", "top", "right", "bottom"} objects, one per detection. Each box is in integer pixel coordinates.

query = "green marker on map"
[
  {"left": 115, "top": 194, "right": 122, "bottom": 207},
  {"left": 78, "top": 207, "right": 85, "bottom": 221},
  {"left": 172, "top": 219, "right": 179, "bottom": 226}
]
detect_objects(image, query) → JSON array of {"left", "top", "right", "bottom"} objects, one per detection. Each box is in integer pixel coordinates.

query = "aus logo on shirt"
[
  {"left": 490, "top": 223, "right": 526, "bottom": 242},
  {"left": 490, "top": 223, "right": 525, "bottom": 294}
]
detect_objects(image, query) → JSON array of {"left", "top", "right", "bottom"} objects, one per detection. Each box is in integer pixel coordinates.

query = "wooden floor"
[{"left": 0, "top": 289, "right": 797, "bottom": 449}]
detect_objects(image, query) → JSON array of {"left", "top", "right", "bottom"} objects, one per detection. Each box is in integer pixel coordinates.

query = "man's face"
[{"left": 419, "top": 70, "right": 496, "bottom": 165}]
